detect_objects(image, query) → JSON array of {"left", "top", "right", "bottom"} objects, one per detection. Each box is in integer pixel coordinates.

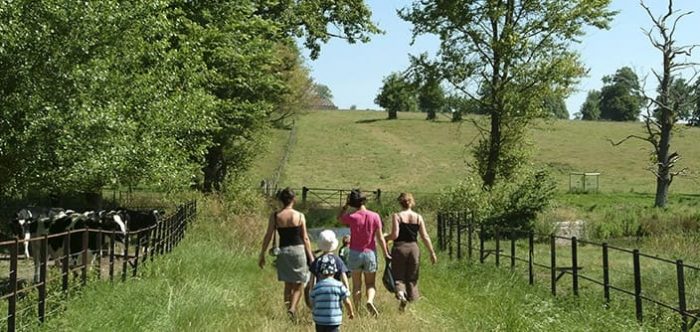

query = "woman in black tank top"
[
  {"left": 385, "top": 193, "right": 437, "bottom": 311},
  {"left": 258, "top": 188, "right": 314, "bottom": 320}
]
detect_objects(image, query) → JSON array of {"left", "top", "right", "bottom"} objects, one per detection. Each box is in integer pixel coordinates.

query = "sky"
[{"left": 303, "top": 0, "right": 700, "bottom": 118}]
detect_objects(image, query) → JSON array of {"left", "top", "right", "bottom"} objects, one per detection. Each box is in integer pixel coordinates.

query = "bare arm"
[
  {"left": 300, "top": 213, "right": 315, "bottom": 263},
  {"left": 336, "top": 202, "right": 349, "bottom": 224},
  {"left": 340, "top": 271, "right": 350, "bottom": 290},
  {"left": 418, "top": 214, "right": 437, "bottom": 264},
  {"left": 376, "top": 218, "right": 391, "bottom": 260},
  {"left": 385, "top": 213, "right": 400, "bottom": 241},
  {"left": 343, "top": 297, "right": 355, "bottom": 319},
  {"left": 258, "top": 213, "right": 276, "bottom": 268}
]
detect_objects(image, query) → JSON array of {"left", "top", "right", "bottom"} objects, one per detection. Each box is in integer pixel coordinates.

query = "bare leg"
[
  {"left": 288, "top": 283, "right": 303, "bottom": 314},
  {"left": 351, "top": 271, "right": 363, "bottom": 308},
  {"left": 364, "top": 272, "right": 377, "bottom": 304},
  {"left": 284, "top": 282, "right": 292, "bottom": 309}
]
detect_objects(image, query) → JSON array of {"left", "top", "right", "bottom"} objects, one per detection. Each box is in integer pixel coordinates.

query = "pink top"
[{"left": 340, "top": 210, "right": 382, "bottom": 252}]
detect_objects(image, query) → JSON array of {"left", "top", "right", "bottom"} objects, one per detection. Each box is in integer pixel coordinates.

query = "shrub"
[{"left": 438, "top": 168, "right": 556, "bottom": 232}]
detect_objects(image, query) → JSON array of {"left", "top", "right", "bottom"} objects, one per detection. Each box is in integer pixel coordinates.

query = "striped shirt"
[{"left": 310, "top": 277, "right": 349, "bottom": 326}]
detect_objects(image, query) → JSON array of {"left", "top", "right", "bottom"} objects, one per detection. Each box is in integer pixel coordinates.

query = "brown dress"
[{"left": 391, "top": 214, "right": 421, "bottom": 301}]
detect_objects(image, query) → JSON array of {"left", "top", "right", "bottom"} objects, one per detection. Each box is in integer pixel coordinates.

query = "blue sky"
[{"left": 304, "top": 0, "right": 700, "bottom": 118}]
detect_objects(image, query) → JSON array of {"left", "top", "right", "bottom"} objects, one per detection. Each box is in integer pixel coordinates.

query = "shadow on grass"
[{"left": 355, "top": 118, "right": 388, "bottom": 124}]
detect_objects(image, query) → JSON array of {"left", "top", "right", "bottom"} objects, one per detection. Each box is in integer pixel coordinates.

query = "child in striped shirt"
[{"left": 310, "top": 255, "right": 355, "bottom": 332}]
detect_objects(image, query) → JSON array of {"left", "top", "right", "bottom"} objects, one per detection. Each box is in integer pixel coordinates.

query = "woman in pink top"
[{"left": 337, "top": 189, "right": 390, "bottom": 317}]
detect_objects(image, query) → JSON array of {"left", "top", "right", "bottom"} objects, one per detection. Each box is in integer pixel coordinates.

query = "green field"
[
  {"left": 39, "top": 198, "right": 662, "bottom": 331},
  {"left": 263, "top": 110, "right": 700, "bottom": 194}
]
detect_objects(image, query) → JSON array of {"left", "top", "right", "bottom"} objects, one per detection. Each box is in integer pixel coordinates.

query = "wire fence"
[
  {"left": 0, "top": 200, "right": 196, "bottom": 331},
  {"left": 437, "top": 211, "right": 700, "bottom": 332}
]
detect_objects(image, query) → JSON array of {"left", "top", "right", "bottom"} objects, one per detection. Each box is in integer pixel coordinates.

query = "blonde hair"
[{"left": 397, "top": 193, "right": 415, "bottom": 209}]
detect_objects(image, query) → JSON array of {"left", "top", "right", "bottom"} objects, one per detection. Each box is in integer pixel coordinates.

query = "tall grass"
[{"left": 40, "top": 197, "right": 666, "bottom": 331}]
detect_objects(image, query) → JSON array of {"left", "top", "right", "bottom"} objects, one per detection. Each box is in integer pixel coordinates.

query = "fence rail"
[
  {"left": 0, "top": 200, "right": 196, "bottom": 331},
  {"left": 436, "top": 211, "right": 700, "bottom": 332}
]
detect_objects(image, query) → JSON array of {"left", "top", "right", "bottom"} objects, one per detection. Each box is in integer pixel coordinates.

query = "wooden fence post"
[
  {"left": 8, "top": 239, "right": 18, "bottom": 332},
  {"left": 603, "top": 243, "right": 610, "bottom": 305},
  {"left": 109, "top": 230, "right": 115, "bottom": 282},
  {"left": 572, "top": 236, "right": 578, "bottom": 296},
  {"left": 467, "top": 221, "right": 473, "bottom": 260},
  {"left": 677, "top": 260, "right": 688, "bottom": 332},
  {"left": 550, "top": 235, "right": 556, "bottom": 296},
  {"left": 457, "top": 213, "right": 462, "bottom": 260},
  {"left": 495, "top": 227, "right": 500, "bottom": 267},
  {"left": 633, "top": 249, "right": 643, "bottom": 323},
  {"left": 82, "top": 228, "right": 88, "bottom": 285},
  {"left": 302, "top": 186, "right": 309, "bottom": 204},
  {"left": 122, "top": 234, "right": 130, "bottom": 282},
  {"left": 38, "top": 236, "right": 47, "bottom": 323},
  {"left": 62, "top": 233, "right": 70, "bottom": 292},
  {"left": 479, "top": 229, "right": 485, "bottom": 264},
  {"left": 528, "top": 232, "right": 534, "bottom": 285},
  {"left": 510, "top": 230, "right": 516, "bottom": 271}
]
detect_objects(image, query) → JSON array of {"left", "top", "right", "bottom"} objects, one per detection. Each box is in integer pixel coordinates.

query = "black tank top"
[
  {"left": 395, "top": 214, "right": 420, "bottom": 243},
  {"left": 277, "top": 211, "right": 303, "bottom": 247},
  {"left": 278, "top": 226, "right": 303, "bottom": 247}
]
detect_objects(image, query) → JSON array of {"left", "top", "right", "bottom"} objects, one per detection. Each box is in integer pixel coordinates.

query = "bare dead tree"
[{"left": 611, "top": 0, "right": 698, "bottom": 207}]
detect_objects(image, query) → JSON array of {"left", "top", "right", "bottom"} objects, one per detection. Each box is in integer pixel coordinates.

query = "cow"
[
  {"left": 13, "top": 207, "right": 66, "bottom": 260},
  {"left": 121, "top": 209, "right": 163, "bottom": 255},
  {"left": 12, "top": 207, "right": 68, "bottom": 282}
]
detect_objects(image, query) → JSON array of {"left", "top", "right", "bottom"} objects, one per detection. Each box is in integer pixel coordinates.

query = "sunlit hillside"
[{"left": 253, "top": 110, "right": 700, "bottom": 194}]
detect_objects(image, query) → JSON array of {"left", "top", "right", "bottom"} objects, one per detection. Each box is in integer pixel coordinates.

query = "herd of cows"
[{"left": 9, "top": 207, "right": 164, "bottom": 282}]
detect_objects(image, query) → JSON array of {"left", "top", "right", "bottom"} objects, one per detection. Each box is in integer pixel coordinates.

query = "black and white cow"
[{"left": 122, "top": 209, "right": 163, "bottom": 254}]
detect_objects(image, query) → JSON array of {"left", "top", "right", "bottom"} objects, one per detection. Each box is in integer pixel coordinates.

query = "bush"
[{"left": 438, "top": 168, "right": 556, "bottom": 232}]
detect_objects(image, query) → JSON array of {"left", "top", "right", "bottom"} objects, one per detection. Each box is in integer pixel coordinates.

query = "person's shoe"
[
  {"left": 399, "top": 297, "right": 408, "bottom": 312},
  {"left": 287, "top": 310, "right": 297, "bottom": 323},
  {"left": 366, "top": 302, "right": 379, "bottom": 317}
]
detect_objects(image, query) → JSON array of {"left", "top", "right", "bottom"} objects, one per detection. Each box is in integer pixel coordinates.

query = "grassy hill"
[{"left": 254, "top": 110, "right": 700, "bottom": 194}]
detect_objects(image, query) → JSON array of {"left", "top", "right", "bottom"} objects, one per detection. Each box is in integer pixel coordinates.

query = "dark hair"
[
  {"left": 277, "top": 187, "right": 295, "bottom": 205},
  {"left": 347, "top": 189, "right": 366, "bottom": 208}
]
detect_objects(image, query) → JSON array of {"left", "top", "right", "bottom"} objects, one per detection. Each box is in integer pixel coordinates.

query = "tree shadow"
[{"left": 355, "top": 118, "right": 388, "bottom": 124}]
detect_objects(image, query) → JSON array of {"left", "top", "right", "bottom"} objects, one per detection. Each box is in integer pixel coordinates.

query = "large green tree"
[
  {"left": 543, "top": 94, "right": 569, "bottom": 119},
  {"left": 599, "top": 66, "right": 644, "bottom": 121},
  {"left": 0, "top": 1, "right": 214, "bottom": 198},
  {"left": 375, "top": 73, "right": 418, "bottom": 119},
  {"left": 578, "top": 90, "right": 602, "bottom": 120},
  {"left": 400, "top": 0, "right": 615, "bottom": 187}
]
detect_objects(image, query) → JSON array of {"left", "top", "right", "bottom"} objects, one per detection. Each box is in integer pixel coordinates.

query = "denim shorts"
[{"left": 347, "top": 249, "right": 377, "bottom": 273}]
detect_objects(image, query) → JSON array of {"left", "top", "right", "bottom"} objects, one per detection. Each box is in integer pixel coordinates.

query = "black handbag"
[{"left": 382, "top": 259, "right": 396, "bottom": 293}]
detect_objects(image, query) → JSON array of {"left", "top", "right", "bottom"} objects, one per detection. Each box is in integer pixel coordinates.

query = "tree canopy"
[
  {"left": 375, "top": 73, "right": 418, "bottom": 119},
  {"left": 599, "top": 66, "right": 644, "bottom": 121},
  {"left": 579, "top": 90, "right": 602, "bottom": 120},
  {"left": 0, "top": 0, "right": 379, "bottom": 199}
]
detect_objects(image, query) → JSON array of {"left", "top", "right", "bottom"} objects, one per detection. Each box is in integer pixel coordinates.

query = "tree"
[
  {"left": 400, "top": 0, "right": 615, "bottom": 187},
  {"left": 579, "top": 90, "right": 602, "bottom": 120},
  {"left": 254, "top": 0, "right": 381, "bottom": 59},
  {"left": 690, "top": 80, "right": 700, "bottom": 126},
  {"left": 314, "top": 84, "right": 334, "bottom": 102},
  {"left": 0, "top": 1, "right": 215, "bottom": 197},
  {"left": 599, "top": 67, "right": 644, "bottom": 121},
  {"left": 271, "top": 43, "right": 315, "bottom": 129},
  {"left": 611, "top": 1, "right": 698, "bottom": 208},
  {"left": 543, "top": 94, "right": 569, "bottom": 119},
  {"left": 375, "top": 73, "right": 418, "bottom": 119}
]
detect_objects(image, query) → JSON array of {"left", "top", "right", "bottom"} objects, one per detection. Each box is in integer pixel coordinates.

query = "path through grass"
[{"left": 36, "top": 198, "right": 668, "bottom": 331}]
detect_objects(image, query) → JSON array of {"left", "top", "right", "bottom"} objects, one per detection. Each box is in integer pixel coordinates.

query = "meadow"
[
  {"left": 257, "top": 110, "right": 700, "bottom": 194},
  {"left": 39, "top": 198, "right": 663, "bottom": 331}
]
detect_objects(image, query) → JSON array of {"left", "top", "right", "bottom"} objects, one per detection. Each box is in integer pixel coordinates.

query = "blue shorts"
[{"left": 347, "top": 249, "right": 377, "bottom": 273}]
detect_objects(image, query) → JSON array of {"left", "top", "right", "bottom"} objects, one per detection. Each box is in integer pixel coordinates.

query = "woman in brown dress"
[{"left": 385, "top": 193, "right": 437, "bottom": 311}]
